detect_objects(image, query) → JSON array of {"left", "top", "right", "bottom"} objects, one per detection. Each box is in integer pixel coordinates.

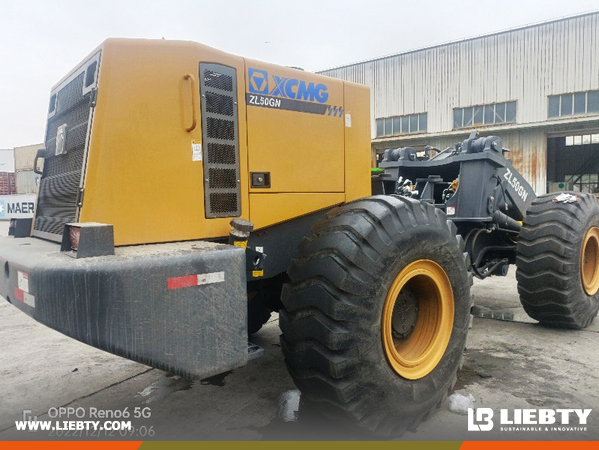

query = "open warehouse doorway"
[{"left": 547, "top": 132, "right": 599, "bottom": 195}]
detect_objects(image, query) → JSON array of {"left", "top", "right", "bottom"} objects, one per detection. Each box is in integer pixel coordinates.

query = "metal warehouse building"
[{"left": 320, "top": 12, "right": 599, "bottom": 195}]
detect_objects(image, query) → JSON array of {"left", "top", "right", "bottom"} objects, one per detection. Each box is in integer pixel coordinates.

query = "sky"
[{"left": 1, "top": 0, "right": 598, "bottom": 157}]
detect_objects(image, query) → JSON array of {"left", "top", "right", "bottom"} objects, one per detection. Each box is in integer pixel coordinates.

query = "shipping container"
[
  {"left": 0, "top": 172, "right": 16, "bottom": 195},
  {"left": 14, "top": 143, "right": 44, "bottom": 172},
  {"left": 15, "top": 170, "right": 40, "bottom": 194},
  {"left": 0, "top": 193, "right": 36, "bottom": 220}
]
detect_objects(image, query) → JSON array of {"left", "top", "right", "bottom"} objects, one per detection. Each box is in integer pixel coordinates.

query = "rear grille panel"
[
  {"left": 45, "top": 97, "right": 91, "bottom": 149},
  {"left": 204, "top": 70, "right": 233, "bottom": 92},
  {"left": 206, "top": 118, "right": 235, "bottom": 140},
  {"left": 208, "top": 168, "right": 237, "bottom": 189},
  {"left": 53, "top": 74, "right": 85, "bottom": 113},
  {"left": 207, "top": 143, "right": 236, "bottom": 165},
  {"left": 209, "top": 193, "right": 238, "bottom": 214},
  {"left": 34, "top": 57, "right": 98, "bottom": 239},
  {"left": 200, "top": 63, "right": 240, "bottom": 218},
  {"left": 206, "top": 92, "right": 234, "bottom": 116},
  {"left": 35, "top": 168, "right": 82, "bottom": 235},
  {"left": 43, "top": 146, "right": 86, "bottom": 178}
]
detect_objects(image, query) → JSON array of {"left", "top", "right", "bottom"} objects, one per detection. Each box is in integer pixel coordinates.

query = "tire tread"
[{"left": 516, "top": 192, "right": 599, "bottom": 328}]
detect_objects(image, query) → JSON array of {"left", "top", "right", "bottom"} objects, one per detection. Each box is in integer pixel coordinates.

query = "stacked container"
[
  {"left": 13, "top": 144, "right": 43, "bottom": 194},
  {"left": 0, "top": 172, "right": 16, "bottom": 195}
]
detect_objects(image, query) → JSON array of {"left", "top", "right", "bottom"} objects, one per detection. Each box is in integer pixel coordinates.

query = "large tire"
[
  {"left": 279, "top": 196, "right": 471, "bottom": 437},
  {"left": 516, "top": 192, "right": 599, "bottom": 329}
]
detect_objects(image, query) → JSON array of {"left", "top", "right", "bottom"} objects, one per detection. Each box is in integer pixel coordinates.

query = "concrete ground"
[{"left": 1, "top": 220, "right": 598, "bottom": 441}]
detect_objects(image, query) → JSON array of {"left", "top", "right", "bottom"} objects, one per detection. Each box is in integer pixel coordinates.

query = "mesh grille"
[
  {"left": 34, "top": 216, "right": 71, "bottom": 236},
  {"left": 35, "top": 169, "right": 82, "bottom": 235},
  {"left": 209, "top": 193, "right": 238, "bottom": 214},
  {"left": 200, "top": 63, "right": 240, "bottom": 218},
  {"left": 34, "top": 59, "right": 97, "bottom": 239},
  {"left": 206, "top": 92, "right": 234, "bottom": 116},
  {"left": 209, "top": 168, "right": 237, "bottom": 189},
  {"left": 207, "top": 143, "right": 236, "bottom": 164},
  {"left": 54, "top": 73, "right": 85, "bottom": 113},
  {"left": 204, "top": 70, "right": 233, "bottom": 92},
  {"left": 43, "top": 147, "right": 85, "bottom": 178},
  {"left": 45, "top": 97, "right": 90, "bottom": 148},
  {"left": 206, "top": 118, "right": 235, "bottom": 140}
]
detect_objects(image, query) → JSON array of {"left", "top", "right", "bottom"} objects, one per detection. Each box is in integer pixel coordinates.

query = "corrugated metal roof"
[
  {"left": 322, "top": 11, "right": 599, "bottom": 196},
  {"left": 318, "top": 11, "right": 599, "bottom": 73},
  {"left": 322, "top": 12, "right": 599, "bottom": 136}
]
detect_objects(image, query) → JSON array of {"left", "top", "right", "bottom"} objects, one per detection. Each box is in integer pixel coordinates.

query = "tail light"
[{"left": 68, "top": 226, "right": 81, "bottom": 251}]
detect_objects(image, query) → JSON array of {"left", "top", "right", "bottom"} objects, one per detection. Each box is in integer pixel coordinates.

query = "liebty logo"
[
  {"left": 248, "top": 69, "right": 269, "bottom": 95},
  {"left": 468, "top": 408, "right": 592, "bottom": 432},
  {"left": 468, "top": 408, "right": 494, "bottom": 431}
]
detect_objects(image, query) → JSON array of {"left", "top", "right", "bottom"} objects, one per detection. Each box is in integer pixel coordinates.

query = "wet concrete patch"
[{"left": 200, "top": 370, "right": 233, "bottom": 387}]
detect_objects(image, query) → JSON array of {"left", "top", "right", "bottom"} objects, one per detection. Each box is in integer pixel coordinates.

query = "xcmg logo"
[{"left": 248, "top": 68, "right": 329, "bottom": 103}]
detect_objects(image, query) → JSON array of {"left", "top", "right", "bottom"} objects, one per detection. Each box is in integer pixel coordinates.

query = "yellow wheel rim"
[
  {"left": 581, "top": 227, "right": 599, "bottom": 296},
  {"left": 382, "top": 260, "right": 454, "bottom": 380}
]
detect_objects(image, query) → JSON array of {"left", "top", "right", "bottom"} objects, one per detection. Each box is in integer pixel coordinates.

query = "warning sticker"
[
  {"left": 17, "top": 271, "right": 29, "bottom": 293},
  {"left": 23, "top": 292, "right": 35, "bottom": 307},
  {"left": 14, "top": 288, "right": 35, "bottom": 308},
  {"left": 192, "top": 140, "right": 202, "bottom": 161}
]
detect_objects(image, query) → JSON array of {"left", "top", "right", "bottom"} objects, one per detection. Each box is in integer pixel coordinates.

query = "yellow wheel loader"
[{"left": 2, "top": 39, "right": 596, "bottom": 437}]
